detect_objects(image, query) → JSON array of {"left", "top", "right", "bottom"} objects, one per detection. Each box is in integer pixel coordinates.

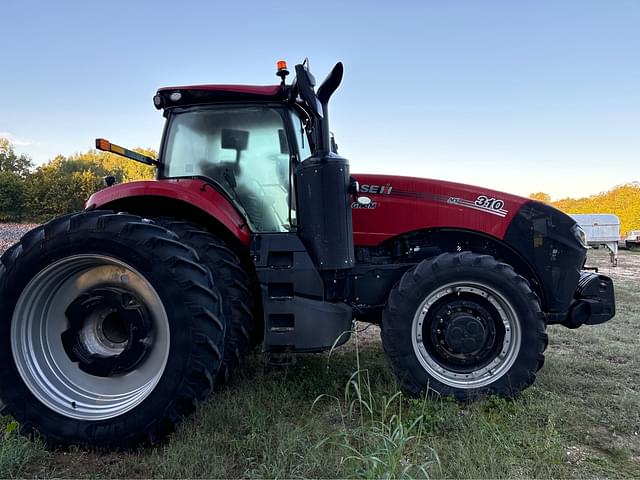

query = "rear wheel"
[
  {"left": 0, "top": 211, "right": 225, "bottom": 447},
  {"left": 381, "top": 252, "right": 547, "bottom": 400},
  {"left": 154, "top": 219, "right": 255, "bottom": 384}
]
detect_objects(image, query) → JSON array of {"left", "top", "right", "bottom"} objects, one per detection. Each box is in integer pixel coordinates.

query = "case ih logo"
[{"left": 359, "top": 184, "right": 393, "bottom": 194}]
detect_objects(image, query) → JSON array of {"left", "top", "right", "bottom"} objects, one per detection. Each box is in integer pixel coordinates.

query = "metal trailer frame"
[{"left": 570, "top": 214, "right": 620, "bottom": 266}]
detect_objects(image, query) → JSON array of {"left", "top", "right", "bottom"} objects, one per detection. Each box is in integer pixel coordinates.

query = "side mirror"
[{"left": 221, "top": 129, "right": 249, "bottom": 151}]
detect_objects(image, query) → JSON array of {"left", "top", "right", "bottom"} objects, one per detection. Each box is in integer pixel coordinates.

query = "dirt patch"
[
  {"left": 588, "top": 248, "right": 640, "bottom": 282},
  {"left": 353, "top": 321, "right": 381, "bottom": 348},
  {"left": 566, "top": 445, "right": 593, "bottom": 465}
]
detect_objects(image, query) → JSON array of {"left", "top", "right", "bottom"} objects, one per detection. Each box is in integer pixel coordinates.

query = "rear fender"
[{"left": 85, "top": 179, "right": 251, "bottom": 246}]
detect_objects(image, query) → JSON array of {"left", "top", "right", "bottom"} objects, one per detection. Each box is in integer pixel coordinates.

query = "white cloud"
[{"left": 0, "top": 132, "right": 39, "bottom": 147}]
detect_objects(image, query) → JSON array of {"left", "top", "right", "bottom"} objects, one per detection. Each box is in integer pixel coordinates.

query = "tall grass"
[{"left": 314, "top": 327, "right": 440, "bottom": 479}]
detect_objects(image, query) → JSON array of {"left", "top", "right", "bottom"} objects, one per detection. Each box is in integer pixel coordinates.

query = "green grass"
[
  {"left": 0, "top": 419, "right": 47, "bottom": 478},
  {"left": 2, "top": 249, "right": 639, "bottom": 478}
]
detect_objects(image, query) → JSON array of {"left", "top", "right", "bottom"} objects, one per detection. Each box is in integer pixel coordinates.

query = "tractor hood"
[
  {"left": 351, "top": 173, "right": 536, "bottom": 246},
  {"left": 350, "top": 173, "right": 588, "bottom": 315}
]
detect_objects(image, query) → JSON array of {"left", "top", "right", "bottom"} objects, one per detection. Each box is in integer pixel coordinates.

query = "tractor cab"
[
  {"left": 150, "top": 61, "right": 344, "bottom": 237},
  {"left": 151, "top": 61, "right": 357, "bottom": 352}
]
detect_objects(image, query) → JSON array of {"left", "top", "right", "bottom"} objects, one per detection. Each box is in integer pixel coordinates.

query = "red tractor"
[{"left": 0, "top": 60, "right": 615, "bottom": 447}]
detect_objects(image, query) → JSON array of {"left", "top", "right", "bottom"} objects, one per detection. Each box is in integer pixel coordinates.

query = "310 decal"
[
  {"left": 475, "top": 195, "right": 505, "bottom": 211},
  {"left": 470, "top": 195, "right": 509, "bottom": 217}
]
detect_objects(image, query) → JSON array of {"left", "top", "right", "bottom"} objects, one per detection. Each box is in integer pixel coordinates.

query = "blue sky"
[{"left": 2, "top": 0, "right": 638, "bottom": 199}]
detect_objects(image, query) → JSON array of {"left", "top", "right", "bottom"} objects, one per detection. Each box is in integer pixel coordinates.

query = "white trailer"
[
  {"left": 624, "top": 230, "right": 640, "bottom": 250},
  {"left": 570, "top": 214, "right": 620, "bottom": 266}
]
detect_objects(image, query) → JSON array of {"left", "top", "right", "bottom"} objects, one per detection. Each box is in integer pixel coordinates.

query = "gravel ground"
[{"left": 0, "top": 223, "right": 39, "bottom": 255}]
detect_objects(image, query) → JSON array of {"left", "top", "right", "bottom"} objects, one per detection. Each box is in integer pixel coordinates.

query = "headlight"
[{"left": 571, "top": 224, "right": 587, "bottom": 248}]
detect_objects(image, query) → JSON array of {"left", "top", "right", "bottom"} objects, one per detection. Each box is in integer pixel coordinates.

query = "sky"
[{"left": 1, "top": 0, "right": 639, "bottom": 200}]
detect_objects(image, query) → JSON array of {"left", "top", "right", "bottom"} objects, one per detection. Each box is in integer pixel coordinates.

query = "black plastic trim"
[
  {"left": 504, "top": 201, "right": 587, "bottom": 313},
  {"left": 549, "top": 271, "right": 616, "bottom": 328}
]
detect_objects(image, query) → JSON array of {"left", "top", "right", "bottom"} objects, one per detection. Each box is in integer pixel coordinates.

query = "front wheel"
[
  {"left": 381, "top": 252, "right": 547, "bottom": 400},
  {"left": 0, "top": 211, "right": 225, "bottom": 447}
]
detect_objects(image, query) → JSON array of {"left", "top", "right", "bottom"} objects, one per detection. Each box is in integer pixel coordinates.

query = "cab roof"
[{"left": 153, "top": 84, "right": 286, "bottom": 110}]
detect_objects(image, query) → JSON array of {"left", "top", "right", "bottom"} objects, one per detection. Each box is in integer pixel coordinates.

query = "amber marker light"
[
  {"left": 110, "top": 144, "right": 125, "bottom": 155},
  {"left": 94, "top": 138, "right": 158, "bottom": 166},
  {"left": 277, "top": 60, "right": 288, "bottom": 71},
  {"left": 95, "top": 138, "right": 111, "bottom": 151}
]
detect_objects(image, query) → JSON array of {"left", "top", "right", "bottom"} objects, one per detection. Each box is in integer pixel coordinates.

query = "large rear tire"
[
  {"left": 0, "top": 211, "right": 225, "bottom": 447},
  {"left": 381, "top": 252, "right": 547, "bottom": 400},
  {"left": 154, "top": 219, "right": 255, "bottom": 384}
]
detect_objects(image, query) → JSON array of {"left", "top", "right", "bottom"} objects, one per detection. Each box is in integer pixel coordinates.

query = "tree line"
[
  {"left": 0, "top": 138, "right": 154, "bottom": 222},
  {"left": 530, "top": 184, "right": 640, "bottom": 235},
  {"left": 2, "top": 136, "right": 638, "bottom": 234}
]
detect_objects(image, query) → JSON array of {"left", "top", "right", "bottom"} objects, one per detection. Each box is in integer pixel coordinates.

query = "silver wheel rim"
[
  {"left": 411, "top": 281, "right": 521, "bottom": 389},
  {"left": 11, "top": 254, "right": 170, "bottom": 421}
]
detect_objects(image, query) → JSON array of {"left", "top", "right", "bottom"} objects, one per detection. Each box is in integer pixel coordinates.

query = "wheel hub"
[
  {"left": 102, "top": 312, "right": 129, "bottom": 344},
  {"left": 443, "top": 313, "right": 487, "bottom": 353},
  {"left": 61, "top": 287, "right": 153, "bottom": 377},
  {"left": 428, "top": 299, "right": 499, "bottom": 369},
  {"left": 78, "top": 308, "right": 128, "bottom": 358}
]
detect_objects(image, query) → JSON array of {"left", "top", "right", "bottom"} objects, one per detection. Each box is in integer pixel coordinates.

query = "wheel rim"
[
  {"left": 11, "top": 254, "right": 170, "bottom": 421},
  {"left": 411, "top": 281, "right": 521, "bottom": 389}
]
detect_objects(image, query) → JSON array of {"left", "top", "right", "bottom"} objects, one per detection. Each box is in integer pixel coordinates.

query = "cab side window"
[{"left": 164, "top": 107, "right": 292, "bottom": 232}]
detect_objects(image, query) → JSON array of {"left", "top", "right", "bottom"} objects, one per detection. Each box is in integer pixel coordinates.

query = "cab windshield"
[{"left": 162, "top": 106, "right": 292, "bottom": 232}]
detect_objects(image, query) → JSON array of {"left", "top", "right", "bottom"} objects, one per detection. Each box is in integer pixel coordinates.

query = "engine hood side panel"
[{"left": 351, "top": 174, "right": 529, "bottom": 246}]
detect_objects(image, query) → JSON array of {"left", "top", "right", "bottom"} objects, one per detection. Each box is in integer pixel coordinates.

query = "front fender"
[{"left": 85, "top": 179, "right": 251, "bottom": 245}]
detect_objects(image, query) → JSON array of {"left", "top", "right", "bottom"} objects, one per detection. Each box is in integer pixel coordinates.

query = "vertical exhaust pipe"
[
  {"left": 294, "top": 62, "right": 354, "bottom": 270},
  {"left": 316, "top": 62, "right": 344, "bottom": 153}
]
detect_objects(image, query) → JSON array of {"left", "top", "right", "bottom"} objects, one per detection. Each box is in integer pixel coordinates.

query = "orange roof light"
[{"left": 276, "top": 60, "right": 290, "bottom": 84}]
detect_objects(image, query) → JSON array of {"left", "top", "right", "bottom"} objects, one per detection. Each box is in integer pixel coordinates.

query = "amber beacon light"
[{"left": 276, "top": 60, "right": 289, "bottom": 84}]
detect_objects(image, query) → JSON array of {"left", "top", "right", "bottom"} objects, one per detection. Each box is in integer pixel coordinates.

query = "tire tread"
[{"left": 154, "top": 218, "right": 255, "bottom": 385}]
